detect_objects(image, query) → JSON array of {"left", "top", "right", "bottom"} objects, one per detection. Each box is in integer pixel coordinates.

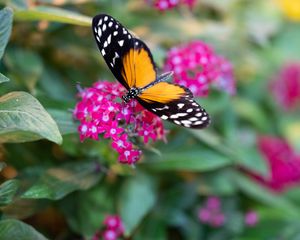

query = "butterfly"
[{"left": 92, "top": 14, "right": 210, "bottom": 129}]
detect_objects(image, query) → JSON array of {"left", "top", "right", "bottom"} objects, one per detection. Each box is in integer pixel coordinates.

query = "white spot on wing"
[
  {"left": 174, "top": 120, "right": 181, "bottom": 125},
  {"left": 98, "top": 27, "right": 102, "bottom": 37},
  {"left": 181, "top": 120, "right": 191, "bottom": 125},
  {"left": 101, "top": 49, "right": 106, "bottom": 56},
  {"left": 96, "top": 36, "right": 100, "bottom": 42},
  {"left": 107, "top": 34, "right": 112, "bottom": 44},
  {"left": 104, "top": 16, "right": 108, "bottom": 21},
  {"left": 161, "top": 115, "right": 168, "bottom": 120},
  {"left": 177, "top": 113, "right": 187, "bottom": 117},
  {"left": 102, "top": 24, "right": 107, "bottom": 31},
  {"left": 94, "top": 27, "right": 98, "bottom": 33},
  {"left": 194, "top": 121, "right": 203, "bottom": 125},
  {"left": 202, "top": 116, "right": 208, "bottom": 121},
  {"left": 177, "top": 103, "right": 184, "bottom": 109},
  {"left": 189, "top": 117, "right": 198, "bottom": 121},
  {"left": 108, "top": 22, "right": 113, "bottom": 27},
  {"left": 170, "top": 114, "right": 179, "bottom": 119},
  {"left": 196, "top": 113, "right": 202, "bottom": 117},
  {"left": 187, "top": 108, "right": 193, "bottom": 113},
  {"left": 118, "top": 40, "right": 124, "bottom": 46},
  {"left": 98, "top": 19, "right": 102, "bottom": 26},
  {"left": 104, "top": 41, "right": 108, "bottom": 48},
  {"left": 113, "top": 31, "right": 118, "bottom": 36}
]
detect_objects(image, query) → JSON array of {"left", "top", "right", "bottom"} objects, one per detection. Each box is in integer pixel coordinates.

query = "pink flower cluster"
[
  {"left": 92, "top": 215, "right": 124, "bottom": 240},
  {"left": 270, "top": 62, "right": 300, "bottom": 110},
  {"left": 164, "top": 40, "right": 235, "bottom": 97},
  {"left": 198, "top": 197, "right": 226, "bottom": 227},
  {"left": 147, "top": 0, "right": 197, "bottom": 11},
  {"left": 250, "top": 136, "right": 300, "bottom": 192},
  {"left": 198, "top": 197, "right": 259, "bottom": 228},
  {"left": 73, "top": 81, "right": 166, "bottom": 165}
]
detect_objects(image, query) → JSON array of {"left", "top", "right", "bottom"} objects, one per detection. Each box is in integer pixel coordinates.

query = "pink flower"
[
  {"left": 249, "top": 136, "right": 300, "bottom": 192},
  {"left": 164, "top": 40, "right": 235, "bottom": 97},
  {"left": 111, "top": 134, "right": 131, "bottom": 153},
  {"left": 245, "top": 211, "right": 259, "bottom": 227},
  {"left": 206, "top": 196, "right": 221, "bottom": 210},
  {"left": 148, "top": 0, "right": 196, "bottom": 11},
  {"left": 198, "top": 208, "right": 211, "bottom": 223},
  {"left": 270, "top": 62, "right": 300, "bottom": 110},
  {"left": 118, "top": 147, "right": 142, "bottom": 165},
  {"left": 103, "top": 121, "right": 123, "bottom": 140},
  {"left": 104, "top": 215, "right": 124, "bottom": 234},
  {"left": 198, "top": 196, "right": 226, "bottom": 228},
  {"left": 102, "top": 229, "right": 117, "bottom": 240},
  {"left": 74, "top": 80, "right": 167, "bottom": 165}
]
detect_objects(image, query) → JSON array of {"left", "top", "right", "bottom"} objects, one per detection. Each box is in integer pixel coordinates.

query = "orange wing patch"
[
  {"left": 121, "top": 48, "right": 156, "bottom": 89},
  {"left": 139, "top": 82, "right": 186, "bottom": 104}
]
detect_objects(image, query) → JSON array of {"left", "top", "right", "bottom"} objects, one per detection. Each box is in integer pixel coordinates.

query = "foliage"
[{"left": 1, "top": 0, "right": 300, "bottom": 239}]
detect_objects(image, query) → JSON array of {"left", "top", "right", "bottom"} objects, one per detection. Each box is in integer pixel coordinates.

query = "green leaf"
[
  {"left": 60, "top": 184, "right": 114, "bottom": 236},
  {"left": 48, "top": 109, "right": 77, "bottom": 135},
  {"left": 4, "top": 48, "right": 43, "bottom": 91},
  {"left": 0, "top": 73, "right": 9, "bottom": 84},
  {"left": 233, "top": 172, "right": 299, "bottom": 218},
  {"left": 119, "top": 173, "right": 157, "bottom": 236},
  {"left": 232, "top": 97, "right": 269, "bottom": 131},
  {"left": 0, "top": 7, "right": 13, "bottom": 60},
  {"left": 0, "top": 219, "right": 48, "bottom": 240},
  {"left": 15, "top": 6, "right": 91, "bottom": 26},
  {"left": 22, "top": 162, "right": 101, "bottom": 200},
  {"left": 0, "top": 91, "right": 62, "bottom": 144},
  {"left": 0, "top": 179, "right": 19, "bottom": 207},
  {"left": 140, "top": 150, "right": 232, "bottom": 171}
]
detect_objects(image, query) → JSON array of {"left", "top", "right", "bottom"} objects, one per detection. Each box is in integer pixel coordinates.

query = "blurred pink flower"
[
  {"left": 147, "top": 0, "right": 197, "bottom": 11},
  {"left": 244, "top": 211, "right": 259, "bottom": 227},
  {"left": 198, "top": 196, "right": 226, "bottom": 228},
  {"left": 164, "top": 40, "right": 235, "bottom": 97},
  {"left": 74, "top": 81, "right": 167, "bottom": 165},
  {"left": 92, "top": 215, "right": 124, "bottom": 240},
  {"left": 104, "top": 215, "right": 124, "bottom": 234},
  {"left": 102, "top": 229, "right": 117, "bottom": 240},
  {"left": 270, "top": 62, "right": 300, "bottom": 110},
  {"left": 250, "top": 136, "right": 300, "bottom": 192}
]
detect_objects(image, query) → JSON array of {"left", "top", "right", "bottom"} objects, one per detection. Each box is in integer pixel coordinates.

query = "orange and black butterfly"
[{"left": 92, "top": 14, "right": 210, "bottom": 129}]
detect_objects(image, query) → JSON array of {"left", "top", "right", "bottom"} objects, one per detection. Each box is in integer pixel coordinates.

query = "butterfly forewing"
[
  {"left": 92, "top": 14, "right": 157, "bottom": 89},
  {"left": 92, "top": 14, "right": 210, "bottom": 129}
]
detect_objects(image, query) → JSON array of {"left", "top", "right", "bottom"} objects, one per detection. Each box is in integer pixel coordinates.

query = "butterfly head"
[{"left": 122, "top": 87, "right": 141, "bottom": 103}]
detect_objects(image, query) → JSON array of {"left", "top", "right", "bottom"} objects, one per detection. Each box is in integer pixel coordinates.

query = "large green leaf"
[
  {"left": 22, "top": 162, "right": 101, "bottom": 200},
  {"left": 0, "top": 219, "right": 48, "bottom": 240},
  {"left": 0, "top": 73, "right": 9, "bottom": 84},
  {"left": 119, "top": 173, "right": 157, "bottom": 236},
  {"left": 15, "top": 6, "right": 91, "bottom": 26},
  {"left": 0, "top": 7, "right": 13, "bottom": 60},
  {"left": 0, "top": 91, "right": 62, "bottom": 144},
  {"left": 140, "top": 150, "right": 232, "bottom": 171},
  {"left": 0, "top": 179, "right": 19, "bottom": 207}
]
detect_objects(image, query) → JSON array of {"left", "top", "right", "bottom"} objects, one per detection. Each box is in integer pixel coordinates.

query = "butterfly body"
[{"left": 92, "top": 14, "right": 210, "bottom": 129}]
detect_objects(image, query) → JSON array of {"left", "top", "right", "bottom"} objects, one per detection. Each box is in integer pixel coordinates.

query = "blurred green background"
[{"left": 1, "top": 0, "right": 300, "bottom": 239}]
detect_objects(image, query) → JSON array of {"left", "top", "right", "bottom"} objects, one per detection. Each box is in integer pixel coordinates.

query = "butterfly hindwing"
[
  {"left": 137, "top": 82, "right": 210, "bottom": 129},
  {"left": 92, "top": 14, "right": 157, "bottom": 90}
]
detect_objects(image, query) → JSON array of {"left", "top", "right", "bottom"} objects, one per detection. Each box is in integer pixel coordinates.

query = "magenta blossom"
[
  {"left": 198, "top": 196, "right": 226, "bottom": 228},
  {"left": 249, "top": 136, "right": 300, "bottom": 192},
  {"left": 146, "top": 0, "right": 197, "bottom": 11},
  {"left": 164, "top": 40, "right": 235, "bottom": 97},
  {"left": 270, "top": 62, "right": 300, "bottom": 110},
  {"left": 74, "top": 81, "right": 167, "bottom": 165},
  {"left": 244, "top": 211, "right": 259, "bottom": 227},
  {"left": 92, "top": 215, "right": 124, "bottom": 240}
]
